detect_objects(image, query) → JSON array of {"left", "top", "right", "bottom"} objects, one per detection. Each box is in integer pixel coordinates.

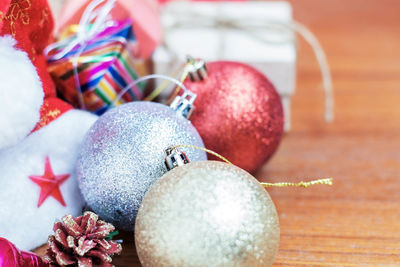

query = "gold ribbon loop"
[
  {"left": 261, "top": 178, "right": 333, "bottom": 188},
  {"left": 171, "top": 144, "right": 333, "bottom": 188}
]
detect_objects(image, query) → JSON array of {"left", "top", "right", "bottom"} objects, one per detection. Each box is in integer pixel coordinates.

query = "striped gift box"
[{"left": 48, "top": 19, "right": 145, "bottom": 115}]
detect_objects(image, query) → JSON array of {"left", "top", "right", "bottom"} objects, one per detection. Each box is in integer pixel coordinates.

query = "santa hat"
[
  {"left": 0, "top": 35, "right": 98, "bottom": 250},
  {"left": 0, "top": 1, "right": 99, "bottom": 249},
  {"left": 0, "top": 0, "right": 72, "bottom": 149}
]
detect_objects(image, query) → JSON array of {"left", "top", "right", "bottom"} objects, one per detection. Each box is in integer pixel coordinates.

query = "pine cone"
[{"left": 44, "top": 211, "right": 122, "bottom": 267}]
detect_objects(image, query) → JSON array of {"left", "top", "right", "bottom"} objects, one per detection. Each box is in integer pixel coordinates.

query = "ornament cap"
[
  {"left": 165, "top": 147, "right": 190, "bottom": 170},
  {"left": 169, "top": 91, "right": 196, "bottom": 119},
  {"left": 186, "top": 56, "right": 208, "bottom": 82}
]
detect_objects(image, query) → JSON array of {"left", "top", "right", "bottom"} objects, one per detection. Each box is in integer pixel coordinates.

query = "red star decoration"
[{"left": 29, "top": 156, "right": 70, "bottom": 207}]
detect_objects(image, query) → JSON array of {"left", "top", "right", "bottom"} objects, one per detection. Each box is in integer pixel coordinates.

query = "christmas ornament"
[
  {"left": 77, "top": 89, "right": 207, "bottom": 230},
  {"left": 135, "top": 154, "right": 280, "bottom": 267},
  {"left": 43, "top": 211, "right": 122, "bottom": 267},
  {"left": 135, "top": 145, "right": 333, "bottom": 267},
  {"left": 184, "top": 60, "right": 284, "bottom": 173},
  {"left": 29, "top": 156, "right": 70, "bottom": 207},
  {"left": 0, "top": 237, "right": 48, "bottom": 267}
]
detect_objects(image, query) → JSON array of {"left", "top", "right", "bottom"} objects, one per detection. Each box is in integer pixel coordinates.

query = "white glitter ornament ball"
[
  {"left": 77, "top": 102, "right": 207, "bottom": 231},
  {"left": 135, "top": 161, "right": 280, "bottom": 267}
]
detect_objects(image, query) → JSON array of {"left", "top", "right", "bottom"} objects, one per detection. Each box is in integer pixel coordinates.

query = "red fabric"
[
  {"left": 34, "top": 56, "right": 57, "bottom": 97},
  {"left": 33, "top": 97, "right": 73, "bottom": 131},
  {"left": 0, "top": 0, "right": 12, "bottom": 29},
  {"left": 0, "top": 0, "right": 73, "bottom": 132}
]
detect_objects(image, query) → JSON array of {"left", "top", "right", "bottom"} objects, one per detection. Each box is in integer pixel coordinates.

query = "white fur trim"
[
  {"left": 0, "top": 35, "right": 44, "bottom": 149},
  {"left": 0, "top": 109, "right": 98, "bottom": 250}
]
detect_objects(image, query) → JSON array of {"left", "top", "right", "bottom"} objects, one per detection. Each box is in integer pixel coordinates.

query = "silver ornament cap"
[
  {"left": 169, "top": 90, "right": 196, "bottom": 119},
  {"left": 165, "top": 147, "right": 190, "bottom": 171},
  {"left": 186, "top": 56, "right": 208, "bottom": 82}
]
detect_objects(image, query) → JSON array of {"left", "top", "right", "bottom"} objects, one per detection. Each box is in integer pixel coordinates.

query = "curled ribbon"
[
  {"left": 44, "top": 0, "right": 116, "bottom": 61},
  {"left": 44, "top": 0, "right": 120, "bottom": 110}
]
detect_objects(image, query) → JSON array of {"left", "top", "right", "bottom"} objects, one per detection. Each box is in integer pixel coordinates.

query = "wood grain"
[
  {"left": 36, "top": 1, "right": 400, "bottom": 266},
  {"left": 264, "top": 1, "right": 400, "bottom": 265}
]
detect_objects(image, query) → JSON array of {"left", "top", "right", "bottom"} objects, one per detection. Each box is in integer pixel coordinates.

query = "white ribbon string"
[
  {"left": 162, "top": 11, "right": 334, "bottom": 122},
  {"left": 44, "top": 0, "right": 116, "bottom": 61},
  {"left": 288, "top": 21, "right": 334, "bottom": 122},
  {"left": 111, "top": 74, "right": 191, "bottom": 107}
]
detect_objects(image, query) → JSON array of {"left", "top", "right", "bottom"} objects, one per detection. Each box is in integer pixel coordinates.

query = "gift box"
[
  {"left": 47, "top": 19, "right": 145, "bottom": 115},
  {"left": 54, "top": 0, "right": 162, "bottom": 59},
  {"left": 153, "top": 1, "right": 296, "bottom": 130}
]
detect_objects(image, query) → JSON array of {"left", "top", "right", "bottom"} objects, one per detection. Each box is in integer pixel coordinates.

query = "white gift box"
[{"left": 153, "top": 1, "right": 297, "bottom": 131}]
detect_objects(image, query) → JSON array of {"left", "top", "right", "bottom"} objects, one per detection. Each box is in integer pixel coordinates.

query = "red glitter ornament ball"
[{"left": 185, "top": 61, "right": 284, "bottom": 173}]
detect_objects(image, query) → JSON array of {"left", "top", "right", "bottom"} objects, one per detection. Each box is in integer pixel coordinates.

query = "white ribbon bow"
[{"left": 44, "top": 0, "right": 116, "bottom": 61}]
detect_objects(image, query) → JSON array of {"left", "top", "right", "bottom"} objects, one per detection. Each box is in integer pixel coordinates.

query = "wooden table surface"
[
  {"left": 37, "top": 1, "right": 400, "bottom": 266},
  {"left": 263, "top": 1, "right": 400, "bottom": 265}
]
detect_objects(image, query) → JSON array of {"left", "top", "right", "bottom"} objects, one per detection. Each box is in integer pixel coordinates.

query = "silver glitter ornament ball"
[
  {"left": 135, "top": 161, "right": 280, "bottom": 267},
  {"left": 77, "top": 102, "right": 207, "bottom": 231}
]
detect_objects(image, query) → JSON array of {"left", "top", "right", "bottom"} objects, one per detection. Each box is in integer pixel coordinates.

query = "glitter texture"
[
  {"left": 184, "top": 61, "right": 284, "bottom": 173},
  {"left": 77, "top": 102, "right": 207, "bottom": 231},
  {"left": 135, "top": 161, "right": 280, "bottom": 267}
]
